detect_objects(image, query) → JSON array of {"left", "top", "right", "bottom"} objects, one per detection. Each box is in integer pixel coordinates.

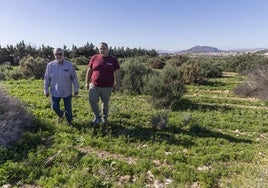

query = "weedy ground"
[{"left": 0, "top": 72, "right": 267, "bottom": 187}]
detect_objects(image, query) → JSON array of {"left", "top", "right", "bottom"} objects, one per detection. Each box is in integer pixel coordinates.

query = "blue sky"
[{"left": 0, "top": 0, "right": 268, "bottom": 51}]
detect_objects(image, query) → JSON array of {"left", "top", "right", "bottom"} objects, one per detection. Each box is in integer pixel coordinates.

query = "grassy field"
[{"left": 0, "top": 72, "right": 267, "bottom": 187}]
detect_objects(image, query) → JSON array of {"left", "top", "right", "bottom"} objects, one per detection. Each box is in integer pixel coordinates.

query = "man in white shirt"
[{"left": 44, "top": 48, "right": 79, "bottom": 125}]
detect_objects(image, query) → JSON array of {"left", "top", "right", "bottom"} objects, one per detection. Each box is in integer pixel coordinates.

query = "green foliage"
[
  {"left": 147, "top": 57, "right": 165, "bottom": 69},
  {"left": 223, "top": 53, "right": 267, "bottom": 74},
  {"left": 144, "top": 65, "right": 185, "bottom": 109},
  {"left": 121, "top": 58, "right": 152, "bottom": 94},
  {"left": 165, "top": 55, "right": 189, "bottom": 67},
  {"left": 150, "top": 111, "right": 169, "bottom": 129},
  {"left": 9, "top": 68, "right": 26, "bottom": 80},
  {"left": 0, "top": 64, "right": 13, "bottom": 80},
  {"left": 19, "top": 56, "right": 48, "bottom": 79},
  {"left": 70, "top": 55, "right": 89, "bottom": 65},
  {"left": 0, "top": 69, "right": 267, "bottom": 187},
  {"left": 179, "top": 59, "right": 209, "bottom": 84}
]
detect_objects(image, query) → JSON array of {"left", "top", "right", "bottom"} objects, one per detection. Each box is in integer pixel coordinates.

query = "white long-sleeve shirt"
[{"left": 44, "top": 60, "right": 79, "bottom": 98}]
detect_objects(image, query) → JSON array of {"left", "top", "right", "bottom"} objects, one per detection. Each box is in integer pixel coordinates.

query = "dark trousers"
[{"left": 51, "top": 95, "right": 72, "bottom": 123}]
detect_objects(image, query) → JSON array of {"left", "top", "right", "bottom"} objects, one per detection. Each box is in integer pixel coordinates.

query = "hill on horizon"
[
  {"left": 178, "top": 45, "right": 223, "bottom": 54},
  {"left": 157, "top": 46, "right": 268, "bottom": 54}
]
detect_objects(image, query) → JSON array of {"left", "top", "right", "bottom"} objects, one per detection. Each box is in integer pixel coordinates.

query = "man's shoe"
[
  {"left": 102, "top": 117, "right": 108, "bottom": 124},
  {"left": 57, "top": 116, "right": 63, "bottom": 123},
  {"left": 57, "top": 112, "right": 65, "bottom": 123},
  {"left": 92, "top": 118, "right": 102, "bottom": 124}
]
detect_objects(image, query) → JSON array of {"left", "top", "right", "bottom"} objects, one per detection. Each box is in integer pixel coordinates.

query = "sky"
[{"left": 0, "top": 0, "right": 268, "bottom": 51}]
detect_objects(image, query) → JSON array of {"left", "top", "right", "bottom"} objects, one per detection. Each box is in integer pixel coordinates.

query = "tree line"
[
  {"left": 2, "top": 40, "right": 268, "bottom": 108},
  {"left": 0, "top": 40, "right": 159, "bottom": 65}
]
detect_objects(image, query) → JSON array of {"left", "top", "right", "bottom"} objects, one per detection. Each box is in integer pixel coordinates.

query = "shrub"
[
  {"left": 224, "top": 54, "right": 265, "bottom": 74},
  {"left": 179, "top": 60, "right": 208, "bottom": 84},
  {"left": 9, "top": 69, "right": 25, "bottom": 80},
  {"left": 0, "top": 88, "right": 33, "bottom": 147},
  {"left": 165, "top": 55, "right": 189, "bottom": 67},
  {"left": 0, "top": 71, "right": 5, "bottom": 80},
  {"left": 71, "top": 56, "right": 89, "bottom": 65},
  {"left": 147, "top": 57, "right": 165, "bottom": 69},
  {"left": 0, "top": 64, "right": 15, "bottom": 80},
  {"left": 121, "top": 58, "right": 152, "bottom": 94},
  {"left": 233, "top": 83, "right": 255, "bottom": 98},
  {"left": 205, "top": 61, "right": 223, "bottom": 78},
  {"left": 178, "top": 58, "right": 222, "bottom": 84},
  {"left": 144, "top": 65, "right": 185, "bottom": 109},
  {"left": 233, "top": 65, "right": 268, "bottom": 100},
  {"left": 19, "top": 56, "right": 48, "bottom": 79},
  {"left": 150, "top": 111, "right": 169, "bottom": 129}
]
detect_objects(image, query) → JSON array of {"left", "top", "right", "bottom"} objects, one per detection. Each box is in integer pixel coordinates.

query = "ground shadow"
[
  {"left": 172, "top": 98, "right": 233, "bottom": 112},
  {"left": 177, "top": 123, "right": 252, "bottom": 144},
  {"left": 75, "top": 117, "right": 252, "bottom": 147}
]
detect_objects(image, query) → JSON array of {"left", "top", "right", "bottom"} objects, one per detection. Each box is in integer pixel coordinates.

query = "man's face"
[
  {"left": 98, "top": 44, "right": 108, "bottom": 57},
  {"left": 54, "top": 50, "right": 64, "bottom": 63}
]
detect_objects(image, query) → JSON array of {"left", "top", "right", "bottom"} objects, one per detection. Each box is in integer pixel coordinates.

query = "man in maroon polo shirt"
[{"left": 85, "top": 42, "right": 121, "bottom": 124}]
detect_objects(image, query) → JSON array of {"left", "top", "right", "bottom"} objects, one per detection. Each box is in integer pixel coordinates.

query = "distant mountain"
[
  {"left": 157, "top": 46, "right": 268, "bottom": 55},
  {"left": 179, "top": 46, "right": 224, "bottom": 54}
]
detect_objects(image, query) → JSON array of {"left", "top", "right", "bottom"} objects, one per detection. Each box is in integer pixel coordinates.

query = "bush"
[
  {"left": 179, "top": 60, "right": 208, "bottom": 84},
  {"left": 9, "top": 69, "right": 25, "bottom": 80},
  {"left": 121, "top": 58, "right": 152, "bottom": 94},
  {"left": 224, "top": 54, "right": 265, "bottom": 74},
  {"left": 147, "top": 57, "right": 165, "bottom": 69},
  {"left": 144, "top": 65, "right": 185, "bottom": 109},
  {"left": 0, "top": 64, "right": 14, "bottom": 80},
  {"left": 205, "top": 61, "right": 223, "bottom": 78},
  {"left": 71, "top": 56, "right": 89, "bottom": 65},
  {"left": 0, "top": 88, "right": 33, "bottom": 147},
  {"left": 233, "top": 65, "right": 268, "bottom": 100},
  {"left": 19, "top": 56, "right": 48, "bottom": 79},
  {"left": 150, "top": 111, "right": 169, "bottom": 129},
  {"left": 165, "top": 55, "right": 189, "bottom": 67}
]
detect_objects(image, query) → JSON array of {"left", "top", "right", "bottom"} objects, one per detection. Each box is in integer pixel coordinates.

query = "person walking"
[
  {"left": 85, "top": 42, "right": 121, "bottom": 124},
  {"left": 44, "top": 48, "right": 79, "bottom": 126}
]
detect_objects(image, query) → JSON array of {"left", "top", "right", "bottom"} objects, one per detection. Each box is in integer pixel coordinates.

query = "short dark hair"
[{"left": 99, "top": 42, "right": 108, "bottom": 49}]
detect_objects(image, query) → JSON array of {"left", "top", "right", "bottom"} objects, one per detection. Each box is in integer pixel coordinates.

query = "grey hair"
[{"left": 53, "top": 48, "right": 64, "bottom": 54}]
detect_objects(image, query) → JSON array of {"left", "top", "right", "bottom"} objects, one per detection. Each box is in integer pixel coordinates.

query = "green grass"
[{"left": 0, "top": 72, "right": 267, "bottom": 187}]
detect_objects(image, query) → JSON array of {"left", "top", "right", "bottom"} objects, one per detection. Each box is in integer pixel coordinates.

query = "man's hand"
[
  {"left": 45, "top": 93, "right": 49, "bottom": 97},
  {"left": 74, "top": 91, "right": 79, "bottom": 96},
  {"left": 85, "top": 83, "right": 89, "bottom": 90},
  {"left": 113, "top": 83, "right": 121, "bottom": 92}
]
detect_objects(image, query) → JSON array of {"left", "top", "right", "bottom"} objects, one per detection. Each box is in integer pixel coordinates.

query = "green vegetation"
[
  {"left": 1, "top": 47, "right": 268, "bottom": 187},
  {"left": 0, "top": 71, "right": 267, "bottom": 187}
]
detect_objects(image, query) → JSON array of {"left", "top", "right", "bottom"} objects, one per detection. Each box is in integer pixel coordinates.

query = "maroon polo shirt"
[{"left": 89, "top": 54, "right": 120, "bottom": 87}]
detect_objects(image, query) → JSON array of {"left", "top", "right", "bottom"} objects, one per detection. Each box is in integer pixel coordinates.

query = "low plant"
[
  {"left": 233, "top": 64, "right": 268, "bottom": 100},
  {"left": 150, "top": 111, "right": 169, "bottom": 129}
]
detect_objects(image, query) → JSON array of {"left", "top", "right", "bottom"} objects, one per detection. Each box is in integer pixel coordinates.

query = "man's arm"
[
  {"left": 44, "top": 64, "right": 50, "bottom": 97},
  {"left": 114, "top": 69, "right": 121, "bottom": 91},
  {"left": 85, "top": 67, "right": 93, "bottom": 90},
  {"left": 71, "top": 65, "right": 79, "bottom": 96}
]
